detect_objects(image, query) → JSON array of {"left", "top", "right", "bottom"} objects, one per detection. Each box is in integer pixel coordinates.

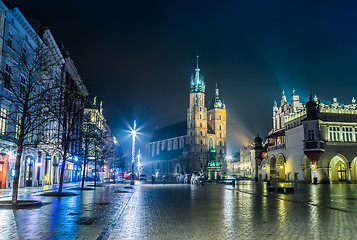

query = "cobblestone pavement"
[
  {"left": 0, "top": 182, "right": 135, "bottom": 240},
  {"left": 109, "top": 181, "right": 357, "bottom": 240},
  {"left": 2, "top": 181, "right": 357, "bottom": 239}
]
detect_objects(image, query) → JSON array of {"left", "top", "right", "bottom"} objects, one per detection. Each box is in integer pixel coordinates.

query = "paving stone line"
[
  {"left": 230, "top": 186, "right": 354, "bottom": 214},
  {"left": 96, "top": 188, "right": 136, "bottom": 240}
]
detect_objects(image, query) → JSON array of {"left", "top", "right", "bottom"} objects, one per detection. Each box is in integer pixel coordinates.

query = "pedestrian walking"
[
  {"left": 162, "top": 175, "right": 166, "bottom": 185},
  {"left": 151, "top": 175, "right": 155, "bottom": 185}
]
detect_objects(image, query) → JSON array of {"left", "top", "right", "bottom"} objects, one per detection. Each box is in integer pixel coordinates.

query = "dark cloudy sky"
[{"left": 15, "top": 0, "right": 357, "bottom": 154}]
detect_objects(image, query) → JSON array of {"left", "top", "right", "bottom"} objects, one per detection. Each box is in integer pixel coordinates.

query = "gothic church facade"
[{"left": 145, "top": 58, "right": 227, "bottom": 180}]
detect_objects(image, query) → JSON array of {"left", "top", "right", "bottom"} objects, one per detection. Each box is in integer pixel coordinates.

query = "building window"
[
  {"left": 219, "top": 114, "right": 222, "bottom": 120},
  {"left": 4, "top": 64, "right": 12, "bottom": 89},
  {"left": 200, "top": 139, "right": 203, "bottom": 145},
  {"left": 168, "top": 141, "right": 172, "bottom": 150},
  {"left": 8, "top": 32, "right": 13, "bottom": 49},
  {"left": 152, "top": 145, "right": 155, "bottom": 157},
  {"left": 157, "top": 142, "right": 160, "bottom": 155},
  {"left": 0, "top": 108, "right": 7, "bottom": 134},
  {"left": 329, "top": 127, "right": 340, "bottom": 141},
  {"left": 307, "top": 129, "right": 315, "bottom": 140},
  {"left": 200, "top": 122, "right": 202, "bottom": 128},
  {"left": 162, "top": 141, "right": 165, "bottom": 151},
  {"left": 200, "top": 114, "right": 202, "bottom": 120},
  {"left": 200, "top": 106, "right": 202, "bottom": 112},
  {"left": 219, "top": 124, "right": 222, "bottom": 131},
  {"left": 209, "top": 115, "right": 212, "bottom": 121},
  {"left": 341, "top": 127, "right": 353, "bottom": 142},
  {"left": 174, "top": 140, "right": 178, "bottom": 150}
]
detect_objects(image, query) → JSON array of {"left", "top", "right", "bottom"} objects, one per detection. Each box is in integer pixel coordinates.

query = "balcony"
[
  {"left": 303, "top": 139, "right": 324, "bottom": 151},
  {"left": 268, "top": 143, "right": 286, "bottom": 151}
]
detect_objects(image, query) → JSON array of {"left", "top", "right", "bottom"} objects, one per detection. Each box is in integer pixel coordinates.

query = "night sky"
[{"left": 15, "top": 0, "right": 357, "bottom": 154}]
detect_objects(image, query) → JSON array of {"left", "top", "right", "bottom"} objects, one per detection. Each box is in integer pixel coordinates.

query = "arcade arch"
[
  {"left": 302, "top": 156, "right": 311, "bottom": 183},
  {"left": 329, "top": 154, "right": 348, "bottom": 182},
  {"left": 351, "top": 157, "right": 357, "bottom": 183},
  {"left": 276, "top": 154, "right": 286, "bottom": 181}
]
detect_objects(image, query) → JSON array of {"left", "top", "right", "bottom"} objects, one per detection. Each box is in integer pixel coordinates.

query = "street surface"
[{"left": 1, "top": 181, "right": 357, "bottom": 239}]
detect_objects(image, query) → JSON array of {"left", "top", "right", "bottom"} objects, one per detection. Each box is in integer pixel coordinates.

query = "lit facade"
[
  {"left": 145, "top": 58, "right": 227, "bottom": 180},
  {"left": 253, "top": 90, "right": 357, "bottom": 183}
]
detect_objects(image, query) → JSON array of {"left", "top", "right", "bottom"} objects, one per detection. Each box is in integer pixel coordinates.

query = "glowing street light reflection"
[{"left": 131, "top": 120, "right": 137, "bottom": 185}]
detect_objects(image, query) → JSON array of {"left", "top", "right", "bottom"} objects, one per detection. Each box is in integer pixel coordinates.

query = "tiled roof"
[{"left": 150, "top": 121, "right": 187, "bottom": 142}]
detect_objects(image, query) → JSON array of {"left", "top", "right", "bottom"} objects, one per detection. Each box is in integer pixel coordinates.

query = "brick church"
[{"left": 144, "top": 58, "right": 227, "bottom": 180}]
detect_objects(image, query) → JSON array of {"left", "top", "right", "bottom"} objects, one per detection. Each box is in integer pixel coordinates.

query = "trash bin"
[{"left": 313, "top": 177, "right": 318, "bottom": 184}]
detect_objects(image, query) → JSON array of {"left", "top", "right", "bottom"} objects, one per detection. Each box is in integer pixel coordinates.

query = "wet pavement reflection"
[{"left": 1, "top": 181, "right": 357, "bottom": 239}]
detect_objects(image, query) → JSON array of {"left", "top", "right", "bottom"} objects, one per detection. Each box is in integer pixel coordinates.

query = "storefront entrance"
[
  {"left": 0, "top": 155, "right": 9, "bottom": 189},
  {"left": 25, "top": 156, "right": 34, "bottom": 187}
]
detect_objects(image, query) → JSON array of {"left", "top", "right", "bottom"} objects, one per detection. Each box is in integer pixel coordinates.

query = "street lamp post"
[
  {"left": 130, "top": 120, "right": 137, "bottom": 185},
  {"left": 137, "top": 150, "right": 141, "bottom": 176}
]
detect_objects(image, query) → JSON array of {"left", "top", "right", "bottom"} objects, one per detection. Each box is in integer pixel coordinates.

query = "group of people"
[
  {"left": 151, "top": 174, "right": 165, "bottom": 185},
  {"left": 175, "top": 172, "right": 205, "bottom": 185}
]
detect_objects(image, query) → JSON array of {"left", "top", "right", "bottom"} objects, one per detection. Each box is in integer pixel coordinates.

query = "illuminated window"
[
  {"left": 157, "top": 142, "right": 160, "bottom": 155},
  {"left": 209, "top": 115, "right": 212, "bottom": 121},
  {"left": 329, "top": 127, "right": 340, "bottom": 141},
  {"left": 151, "top": 145, "right": 155, "bottom": 157},
  {"left": 0, "top": 108, "right": 7, "bottom": 134}
]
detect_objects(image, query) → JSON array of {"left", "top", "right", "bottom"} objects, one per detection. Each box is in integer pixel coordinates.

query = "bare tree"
[
  {"left": 0, "top": 44, "right": 60, "bottom": 204},
  {"left": 48, "top": 78, "right": 86, "bottom": 195}
]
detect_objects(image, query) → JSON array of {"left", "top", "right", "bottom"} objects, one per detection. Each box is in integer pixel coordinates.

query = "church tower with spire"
[
  {"left": 187, "top": 56, "right": 208, "bottom": 171},
  {"left": 186, "top": 56, "right": 227, "bottom": 178}
]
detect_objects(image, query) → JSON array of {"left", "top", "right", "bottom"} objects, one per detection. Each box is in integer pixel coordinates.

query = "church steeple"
[
  {"left": 209, "top": 83, "right": 226, "bottom": 110},
  {"left": 190, "top": 55, "right": 205, "bottom": 93}
]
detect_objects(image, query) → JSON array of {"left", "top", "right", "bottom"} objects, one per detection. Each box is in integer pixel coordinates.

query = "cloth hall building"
[
  {"left": 145, "top": 59, "right": 227, "bottom": 180},
  {"left": 250, "top": 90, "right": 357, "bottom": 184}
]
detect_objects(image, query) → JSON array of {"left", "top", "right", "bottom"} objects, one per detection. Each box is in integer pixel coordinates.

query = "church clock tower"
[{"left": 187, "top": 56, "right": 208, "bottom": 171}]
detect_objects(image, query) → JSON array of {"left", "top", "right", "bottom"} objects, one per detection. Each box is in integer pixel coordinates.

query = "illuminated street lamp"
[
  {"left": 130, "top": 120, "right": 137, "bottom": 185},
  {"left": 137, "top": 150, "right": 141, "bottom": 176}
]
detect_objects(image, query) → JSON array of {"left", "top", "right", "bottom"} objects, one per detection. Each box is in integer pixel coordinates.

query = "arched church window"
[{"left": 209, "top": 137, "right": 214, "bottom": 150}]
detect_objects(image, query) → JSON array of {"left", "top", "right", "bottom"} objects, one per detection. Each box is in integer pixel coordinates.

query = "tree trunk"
[
  {"left": 58, "top": 148, "right": 67, "bottom": 195},
  {"left": 11, "top": 145, "right": 23, "bottom": 205},
  {"left": 81, "top": 141, "right": 88, "bottom": 189}
]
